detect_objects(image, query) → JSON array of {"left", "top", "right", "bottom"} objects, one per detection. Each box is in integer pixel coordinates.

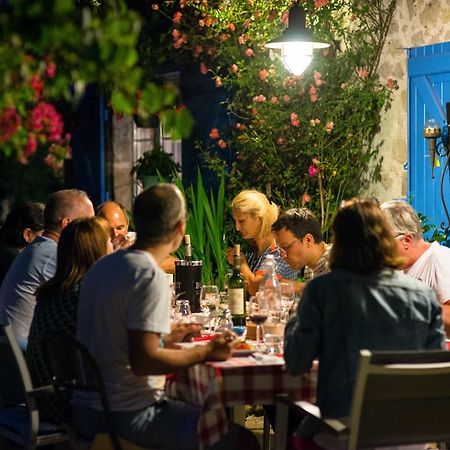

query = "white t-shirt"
[
  {"left": 405, "top": 241, "right": 450, "bottom": 305},
  {"left": 74, "top": 249, "right": 171, "bottom": 412}
]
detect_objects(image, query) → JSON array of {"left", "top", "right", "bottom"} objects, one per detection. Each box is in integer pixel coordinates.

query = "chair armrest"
[{"left": 28, "top": 384, "right": 55, "bottom": 397}]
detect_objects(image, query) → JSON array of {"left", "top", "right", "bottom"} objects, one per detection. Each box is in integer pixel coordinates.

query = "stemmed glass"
[
  {"left": 248, "top": 293, "right": 269, "bottom": 348},
  {"left": 280, "top": 282, "right": 295, "bottom": 322},
  {"left": 200, "top": 285, "right": 220, "bottom": 332}
]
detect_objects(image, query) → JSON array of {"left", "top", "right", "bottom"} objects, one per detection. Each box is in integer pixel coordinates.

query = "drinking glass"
[
  {"left": 248, "top": 294, "right": 269, "bottom": 348},
  {"left": 174, "top": 299, "right": 191, "bottom": 322},
  {"left": 280, "top": 282, "right": 295, "bottom": 322},
  {"left": 200, "top": 285, "right": 220, "bottom": 332}
]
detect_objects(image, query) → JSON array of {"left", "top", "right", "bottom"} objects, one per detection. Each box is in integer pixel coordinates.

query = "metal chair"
[
  {"left": 275, "top": 349, "right": 450, "bottom": 450},
  {"left": 0, "top": 325, "right": 68, "bottom": 449},
  {"left": 41, "top": 333, "right": 125, "bottom": 450}
]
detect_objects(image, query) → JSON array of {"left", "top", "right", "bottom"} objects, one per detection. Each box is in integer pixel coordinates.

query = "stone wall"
[{"left": 368, "top": 0, "right": 450, "bottom": 202}]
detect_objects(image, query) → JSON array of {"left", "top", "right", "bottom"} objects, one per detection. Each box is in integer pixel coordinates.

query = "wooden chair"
[
  {"left": 0, "top": 325, "right": 68, "bottom": 449},
  {"left": 275, "top": 349, "right": 450, "bottom": 450},
  {"left": 41, "top": 333, "right": 153, "bottom": 450}
]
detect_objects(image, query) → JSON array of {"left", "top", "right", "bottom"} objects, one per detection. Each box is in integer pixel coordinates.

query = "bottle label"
[{"left": 228, "top": 288, "right": 245, "bottom": 315}]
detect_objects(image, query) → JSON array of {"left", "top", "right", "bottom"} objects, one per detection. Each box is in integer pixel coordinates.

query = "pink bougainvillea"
[
  {"left": 218, "top": 139, "right": 227, "bottom": 149},
  {"left": 290, "top": 112, "right": 300, "bottom": 127},
  {"left": 209, "top": 128, "right": 219, "bottom": 139},
  {"left": 29, "top": 102, "right": 63, "bottom": 141}
]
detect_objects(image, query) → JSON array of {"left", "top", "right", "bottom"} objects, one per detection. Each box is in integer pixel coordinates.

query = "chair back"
[
  {"left": 41, "top": 333, "right": 123, "bottom": 450},
  {"left": 349, "top": 349, "right": 450, "bottom": 450},
  {"left": 0, "top": 325, "right": 68, "bottom": 449}
]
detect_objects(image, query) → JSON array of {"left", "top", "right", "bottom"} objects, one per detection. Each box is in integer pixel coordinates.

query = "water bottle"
[{"left": 258, "top": 254, "right": 281, "bottom": 312}]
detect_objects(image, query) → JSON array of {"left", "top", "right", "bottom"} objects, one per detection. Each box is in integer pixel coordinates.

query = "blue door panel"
[{"left": 408, "top": 42, "right": 450, "bottom": 233}]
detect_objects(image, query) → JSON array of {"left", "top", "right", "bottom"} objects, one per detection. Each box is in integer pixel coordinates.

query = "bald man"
[{"left": 97, "top": 200, "right": 177, "bottom": 273}]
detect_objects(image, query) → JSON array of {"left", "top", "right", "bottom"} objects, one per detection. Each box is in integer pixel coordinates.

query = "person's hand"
[
  {"left": 164, "top": 322, "right": 201, "bottom": 348},
  {"left": 112, "top": 234, "right": 133, "bottom": 251},
  {"left": 205, "top": 331, "right": 239, "bottom": 361}
]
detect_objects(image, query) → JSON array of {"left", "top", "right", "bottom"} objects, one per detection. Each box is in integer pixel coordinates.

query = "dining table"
[{"left": 165, "top": 347, "right": 318, "bottom": 450}]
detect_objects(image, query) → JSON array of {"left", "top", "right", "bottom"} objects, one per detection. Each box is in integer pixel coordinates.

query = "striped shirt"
[{"left": 304, "top": 243, "right": 332, "bottom": 282}]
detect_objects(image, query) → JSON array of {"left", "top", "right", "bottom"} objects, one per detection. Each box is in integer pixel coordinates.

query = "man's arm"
[
  {"left": 128, "top": 330, "right": 236, "bottom": 376},
  {"left": 441, "top": 302, "right": 450, "bottom": 338}
]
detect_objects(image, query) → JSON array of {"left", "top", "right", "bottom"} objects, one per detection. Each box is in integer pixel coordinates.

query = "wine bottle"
[
  {"left": 228, "top": 244, "right": 246, "bottom": 327},
  {"left": 184, "top": 234, "right": 192, "bottom": 262}
]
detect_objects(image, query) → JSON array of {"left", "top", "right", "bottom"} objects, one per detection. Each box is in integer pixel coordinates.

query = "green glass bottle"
[{"left": 228, "top": 244, "right": 246, "bottom": 327}]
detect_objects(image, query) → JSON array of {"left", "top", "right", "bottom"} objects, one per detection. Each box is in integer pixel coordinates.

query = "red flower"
[
  {"left": 302, "top": 193, "right": 311, "bottom": 205},
  {"left": 173, "top": 11, "right": 183, "bottom": 24},
  {"left": 245, "top": 48, "right": 254, "bottom": 57},
  {"left": 314, "top": 0, "right": 329, "bottom": 7},
  {"left": 218, "top": 139, "right": 227, "bottom": 149},
  {"left": 200, "top": 63, "right": 208, "bottom": 75},
  {"left": 308, "top": 165, "right": 319, "bottom": 177},
  {"left": 209, "top": 128, "right": 219, "bottom": 139},
  {"left": 30, "top": 75, "right": 44, "bottom": 98},
  {"left": 45, "top": 62, "right": 56, "bottom": 78},
  {"left": 290, "top": 113, "right": 300, "bottom": 127},
  {"left": 358, "top": 68, "right": 369, "bottom": 78},
  {"left": 24, "top": 134, "right": 38, "bottom": 156},
  {"left": 259, "top": 69, "right": 268, "bottom": 81}
]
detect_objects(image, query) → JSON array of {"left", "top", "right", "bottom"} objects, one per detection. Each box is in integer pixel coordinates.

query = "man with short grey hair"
[
  {"left": 0, "top": 189, "right": 94, "bottom": 346},
  {"left": 381, "top": 200, "right": 450, "bottom": 335}
]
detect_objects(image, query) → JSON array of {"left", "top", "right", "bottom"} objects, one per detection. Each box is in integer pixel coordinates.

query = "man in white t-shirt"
[
  {"left": 381, "top": 200, "right": 450, "bottom": 335},
  {"left": 74, "top": 184, "right": 259, "bottom": 450}
]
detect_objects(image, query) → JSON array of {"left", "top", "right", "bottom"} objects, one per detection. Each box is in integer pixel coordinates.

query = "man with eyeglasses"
[
  {"left": 381, "top": 200, "right": 450, "bottom": 336},
  {"left": 272, "top": 208, "right": 331, "bottom": 291}
]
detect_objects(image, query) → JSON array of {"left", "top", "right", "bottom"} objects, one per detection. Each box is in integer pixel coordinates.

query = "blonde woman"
[{"left": 228, "top": 190, "right": 299, "bottom": 295}]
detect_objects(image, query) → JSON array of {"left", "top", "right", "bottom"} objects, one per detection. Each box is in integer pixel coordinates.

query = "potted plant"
[{"left": 131, "top": 146, "right": 181, "bottom": 188}]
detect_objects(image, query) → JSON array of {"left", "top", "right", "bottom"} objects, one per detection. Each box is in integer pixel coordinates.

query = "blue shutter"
[{"left": 408, "top": 43, "right": 450, "bottom": 233}]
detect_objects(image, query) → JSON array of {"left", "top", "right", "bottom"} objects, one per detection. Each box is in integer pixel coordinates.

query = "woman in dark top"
[
  {"left": 0, "top": 201, "right": 45, "bottom": 284},
  {"left": 27, "top": 216, "right": 112, "bottom": 424}
]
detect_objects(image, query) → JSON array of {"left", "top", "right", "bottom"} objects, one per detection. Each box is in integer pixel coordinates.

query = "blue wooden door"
[{"left": 408, "top": 42, "right": 450, "bottom": 234}]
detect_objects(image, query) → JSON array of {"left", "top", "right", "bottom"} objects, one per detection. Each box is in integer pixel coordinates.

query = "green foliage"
[
  {"left": 0, "top": 0, "right": 192, "bottom": 166},
  {"left": 418, "top": 212, "right": 450, "bottom": 247},
  {"left": 174, "top": 170, "right": 229, "bottom": 288},
  {"left": 163, "top": 0, "right": 398, "bottom": 233},
  {"left": 131, "top": 146, "right": 181, "bottom": 180}
]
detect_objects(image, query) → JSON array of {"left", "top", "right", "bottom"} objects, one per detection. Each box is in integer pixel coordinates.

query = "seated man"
[
  {"left": 272, "top": 208, "right": 331, "bottom": 292},
  {"left": 284, "top": 198, "right": 445, "bottom": 444},
  {"left": 96, "top": 199, "right": 178, "bottom": 273},
  {"left": 73, "top": 184, "right": 259, "bottom": 450},
  {"left": 0, "top": 189, "right": 94, "bottom": 345},
  {"left": 381, "top": 200, "right": 450, "bottom": 336}
]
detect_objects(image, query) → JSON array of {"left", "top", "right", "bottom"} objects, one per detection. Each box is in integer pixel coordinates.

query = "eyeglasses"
[{"left": 278, "top": 238, "right": 300, "bottom": 256}]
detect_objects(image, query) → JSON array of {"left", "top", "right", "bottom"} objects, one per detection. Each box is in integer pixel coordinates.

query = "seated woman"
[
  {"left": 228, "top": 190, "right": 299, "bottom": 295},
  {"left": 284, "top": 198, "right": 445, "bottom": 447},
  {"left": 0, "top": 201, "right": 45, "bottom": 284},
  {"left": 26, "top": 216, "right": 113, "bottom": 424}
]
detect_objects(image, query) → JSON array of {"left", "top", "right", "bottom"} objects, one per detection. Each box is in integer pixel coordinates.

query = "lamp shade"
[{"left": 265, "top": 3, "right": 329, "bottom": 75}]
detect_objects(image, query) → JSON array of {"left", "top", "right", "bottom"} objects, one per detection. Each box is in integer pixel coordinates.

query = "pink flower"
[
  {"left": 325, "top": 121, "right": 334, "bottom": 133},
  {"left": 314, "top": 0, "right": 329, "bottom": 7},
  {"left": 218, "top": 139, "right": 227, "bottom": 149},
  {"left": 312, "top": 157, "right": 319, "bottom": 165},
  {"left": 310, "top": 118, "right": 320, "bottom": 126},
  {"left": 45, "top": 62, "right": 56, "bottom": 78},
  {"left": 199, "top": 63, "right": 208, "bottom": 75},
  {"left": 252, "top": 95, "right": 266, "bottom": 103},
  {"left": 172, "top": 29, "right": 181, "bottom": 40},
  {"left": 0, "top": 108, "right": 21, "bottom": 143},
  {"left": 302, "top": 193, "right": 311, "bottom": 205},
  {"left": 244, "top": 19, "right": 251, "bottom": 29},
  {"left": 29, "top": 102, "right": 64, "bottom": 141},
  {"left": 290, "top": 112, "right": 300, "bottom": 127},
  {"left": 308, "top": 165, "right": 319, "bottom": 177},
  {"left": 227, "top": 23, "right": 236, "bottom": 32},
  {"left": 270, "top": 96, "right": 279, "bottom": 104},
  {"left": 387, "top": 76, "right": 397, "bottom": 90},
  {"left": 281, "top": 11, "right": 289, "bottom": 24},
  {"left": 151, "top": 4, "right": 159, "bottom": 10},
  {"left": 193, "top": 46, "right": 203, "bottom": 57},
  {"left": 30, "top": 75, "right": 43, "bottom": 98},
  {"left": 283, "top": 95, "right": 291, "bottom": 103},
  {"left": 209, "top": 128, "right": 219, "bottom": 139},
  {"left": 309, "top": 85, "right": 318, "bottom": 103},
  {"left": 358, "top": 68, "right": 369, "bottom": 78},
  {"left": 215, "top": 77, "right": 222, "bottom": 87},
  {"left": 198, "top": 19, "right": 205, "bottom": 27},
  {"left": 173, "top": 11, "right": 183, "bottom": 24},
  {"left": 231, "top": 64, "right": 239, "bottom": 73},
  {"left": 245, "top": 48, "right": 253, "bottom": 57},
  {"left": 24, "top": 134, "right": 38, "bottom": 156},
  {"left": 259, "top": 69, "right": 268, "bottom": 81},
  {"left": 276, "top": 137, "right": 286, "bottom": 145},
  {"left": 235, "top": 122, "right": 247, "bottom": 131},
  {"left": 313, "top": 71, "right": 324, "bottom": 86},
  {"left": 238, "top": 35, "right": 246, "bottom": 45}
]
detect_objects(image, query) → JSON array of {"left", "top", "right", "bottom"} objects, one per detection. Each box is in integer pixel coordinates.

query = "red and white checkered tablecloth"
[{"left": 165, "top": 355, "right": 317, "bottom": 449}]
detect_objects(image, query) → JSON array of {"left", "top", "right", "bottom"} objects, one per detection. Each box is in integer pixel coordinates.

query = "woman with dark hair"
[
  {"left": 26, "top": 216, "right": 112, "bottom": 424},
  {"left": 0, "top": 201, "right": 45, "bottom": 283},
  {"left": 284, "top": 198, "right": 445, "bottom": 446}
]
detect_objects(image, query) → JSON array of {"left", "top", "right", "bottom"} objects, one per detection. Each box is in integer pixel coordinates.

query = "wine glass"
[
  {"left": 248, "top": 294, "right": 269, "bottom": 348},
  {"left": 280, "top": 282, "right": 295, "bottom": 322},
  {"left": 200, "top": 285, "right": 220, "bottom": 332}
]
